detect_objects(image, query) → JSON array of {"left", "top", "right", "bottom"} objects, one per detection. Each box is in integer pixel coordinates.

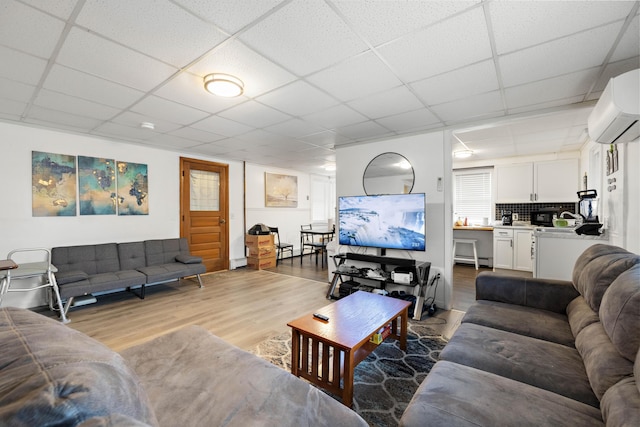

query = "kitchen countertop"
[{"left": 453, "top": 226, "right": 493, "bottom": 231}]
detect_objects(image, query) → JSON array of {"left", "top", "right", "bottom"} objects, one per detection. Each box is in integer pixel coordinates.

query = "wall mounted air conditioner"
[{"left": 587, "top": 69, "right": 639, "bottom": 144}]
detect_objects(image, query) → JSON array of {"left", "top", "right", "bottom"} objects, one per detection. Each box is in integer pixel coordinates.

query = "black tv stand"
[{"left": 328, "top": 253, "right": 431, "bottom": 320}]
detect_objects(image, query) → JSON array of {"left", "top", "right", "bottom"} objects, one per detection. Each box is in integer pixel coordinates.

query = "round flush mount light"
[
  {"left": 453, "top": 149, "right": 473, "bottom": 159},
  {"left": 203, "top": 73, "right": 244, "bottom": 97}
]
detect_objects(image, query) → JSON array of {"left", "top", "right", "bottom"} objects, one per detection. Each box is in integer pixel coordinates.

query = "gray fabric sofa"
[
  {"left": 401, "top": 243, "right": 640, "bottom": 427},
  {"left": 52, "top": 238, "right": 205, "bottom": 315},
  {"left": 0, "top": 307, "right": 368, "bottom": 427}
]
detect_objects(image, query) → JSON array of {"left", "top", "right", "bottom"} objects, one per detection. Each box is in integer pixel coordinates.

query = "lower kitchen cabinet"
[{"left": 493, "top": 227, "right": 533, "bottom": 272}]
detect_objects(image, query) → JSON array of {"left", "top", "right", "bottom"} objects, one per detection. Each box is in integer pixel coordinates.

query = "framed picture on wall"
[
  {"left": 78, "top": 156, "right": 116, "bottom": 215},
  {"left": 32, "top": 151, "right": 77, "bottom": 216},
  {"left": 265, "top": 172, "right": 298, "bottom": 207},
  {"left": 116, "top": 161, "right": 149, "bottom": 215}
]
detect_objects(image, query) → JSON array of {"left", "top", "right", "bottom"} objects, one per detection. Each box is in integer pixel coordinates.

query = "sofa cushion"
[
  {"left": 599, "top": 264, "right": 640, "bottom": 361},
  {"left": 137, "top": 262, "right": 205, "bottom": 284},
  {"left": 52, "top": 243, "right": 121, "bottom": 275},
  {"left": 0, "top": 308, "right": 158, "bottom": 426},
  {"left": 118, "top": 242, "right": 147, "bottom": 271},
  {"left": 399, "top": 361, "right": 603, "bottom": 427},
  {"left": 576, "top": 322, "right": 634, "bottom": 400},
  {"left": 572, "top": 244, "right": 640, "bottom": 312},
  {"left": 55, "top": 269, "right": 89, "bottom": 285},
  {"left": 440, "top": 323, "right": 598, "bottom": 407},
  {"left": 144, "top": 239, "right": 184, "bottom": 266},
  {"left": 601, "top": 377, "right": 640, "bottom": 427},
  {"left": 175, "top": 254, "right": 202, "bottom": 264},
  {"left": 567, "top": 296, "right": 600, "bottom": 338},
  {"left": 462, "top": 300, "right": 575, "bottom": 347},
  {"left": 121, "top": 325, "right": 368, "bottom": 427}
]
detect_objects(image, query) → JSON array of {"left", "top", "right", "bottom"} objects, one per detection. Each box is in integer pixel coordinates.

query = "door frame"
[{"left": 180, "top": 157, "right": 230, "bottom": 271}]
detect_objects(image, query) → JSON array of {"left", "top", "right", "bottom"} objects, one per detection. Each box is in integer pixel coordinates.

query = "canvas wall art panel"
[
  {"left": 116, "top": 161, "right": 148, "bottom": 215},
  {"left": 32, "top": 151, "right": 77, "bottom": 216},
  {"left": 265, "top": 172, "right": 298, "bottom": 207},
  {"left": 78, "top": 156, "right": 116, "bottom": 215}
]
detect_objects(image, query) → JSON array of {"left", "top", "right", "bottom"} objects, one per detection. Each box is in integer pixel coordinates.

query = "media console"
[{"left": 328, "top": 252, "right": 431, "bottom": 320}]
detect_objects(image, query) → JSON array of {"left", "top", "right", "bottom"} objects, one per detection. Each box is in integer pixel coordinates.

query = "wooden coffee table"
[{"left": 287, "top": 291, "right": 411, "bottom": 407}]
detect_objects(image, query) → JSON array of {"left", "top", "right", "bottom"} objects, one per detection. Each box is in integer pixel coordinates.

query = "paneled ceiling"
[{"left": 1, "top": 0, "right": 638, "bottom": 173}]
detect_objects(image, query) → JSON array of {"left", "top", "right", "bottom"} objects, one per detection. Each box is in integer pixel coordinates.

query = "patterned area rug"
[{"left": 251, "top": 321, "right": 448, "bottom": 427}]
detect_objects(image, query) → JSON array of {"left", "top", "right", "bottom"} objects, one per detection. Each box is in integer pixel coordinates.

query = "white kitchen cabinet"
[
  {"left": 493, "top": 227, "right": 533, "bottom": 271},
  {"left": 493, "top": 228, "right": 514, "bottom": 269},
  {"left": 496, "top": 159, "right": 579, "bottom": 203},
  {"left": 513, "top": 229, "right": 533, "bottom": 271}
]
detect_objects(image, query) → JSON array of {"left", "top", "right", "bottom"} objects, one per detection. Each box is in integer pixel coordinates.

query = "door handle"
[{"left": 220, "top": 218, "right": 226, "bottom": 224}]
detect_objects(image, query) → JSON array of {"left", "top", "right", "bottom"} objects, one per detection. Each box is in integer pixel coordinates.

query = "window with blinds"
[{"left": 453, "top": 168, "right": 492, "bottom": 223}]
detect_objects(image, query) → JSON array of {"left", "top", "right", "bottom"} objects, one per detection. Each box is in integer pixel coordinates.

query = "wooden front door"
[{"left": 180, "top": 157, "right": 229, "bottom": 272}]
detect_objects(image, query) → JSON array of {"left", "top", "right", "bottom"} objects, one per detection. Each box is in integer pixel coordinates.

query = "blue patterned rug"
[{"left": 251, "top": 321, "right": 448, "bottom": 427}]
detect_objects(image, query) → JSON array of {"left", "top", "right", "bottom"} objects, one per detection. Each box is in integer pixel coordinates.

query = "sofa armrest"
[
  {"left": 55, "top": 269, "right": 89, "bottom": 285},
  {"left": 175, "top": 254, "right": 202, "bottom": 264},
  {"left": 475, "top": 272, "right": 580, "bottom": 314}
]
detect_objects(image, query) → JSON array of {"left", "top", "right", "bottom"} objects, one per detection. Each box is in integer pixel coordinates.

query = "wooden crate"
[{"left": 247, "top": 255, "right": 277, "bottom": 270}]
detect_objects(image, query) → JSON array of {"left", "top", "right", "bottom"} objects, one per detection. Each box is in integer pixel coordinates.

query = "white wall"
[
  {"left": 0, "top": 121, "right": 325, "bottom": 270},
  {"left": 336, "top": 131, "right": 452, "bottom": 310}
]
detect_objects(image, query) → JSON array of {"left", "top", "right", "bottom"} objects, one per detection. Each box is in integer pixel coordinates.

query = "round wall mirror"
[{"left": 363, "top": 152, "right": 415, "bottom": 195}]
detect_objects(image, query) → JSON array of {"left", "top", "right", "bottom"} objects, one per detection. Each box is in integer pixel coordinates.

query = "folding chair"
[{"left": 269, "top": 227, "right": 294, "bottom": 265}]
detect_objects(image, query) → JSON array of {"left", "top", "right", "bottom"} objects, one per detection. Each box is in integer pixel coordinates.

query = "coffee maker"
[{"left": 501, "top": 210, "right": 513, "bottom": 226}]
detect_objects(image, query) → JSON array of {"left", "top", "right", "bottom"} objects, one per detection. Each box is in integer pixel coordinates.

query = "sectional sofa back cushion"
[
  {"left": 572, "top": 244, "right": 640, "bottom": 312},
  {"left": 118, "top": 241, "right": 147, "bottom": 271},
  {"left": 144, "top": 238, "right": 189, "bottom": 266},
  {"left": 600, "top": 348, "right": 640, "bottom": 427},
  {"left": 52, "top": 243, "right": 121, "bottom": 276},
  {"left": 0, "top": 307, "right": 158, "bottom": 426}
]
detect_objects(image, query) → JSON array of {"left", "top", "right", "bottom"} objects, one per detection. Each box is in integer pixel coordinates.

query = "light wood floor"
[{"left": 39, "top": 255, "right": 500, "bottom": 352}]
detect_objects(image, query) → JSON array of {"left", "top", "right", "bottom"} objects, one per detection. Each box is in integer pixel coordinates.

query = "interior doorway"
[{"left": 180, "top": 157, "right": 229, "bottom": 272}]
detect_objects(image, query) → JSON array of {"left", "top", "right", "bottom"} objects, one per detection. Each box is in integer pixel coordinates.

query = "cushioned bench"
[{"left": 52, "top": 238, "right": 205, "bottom": 317}]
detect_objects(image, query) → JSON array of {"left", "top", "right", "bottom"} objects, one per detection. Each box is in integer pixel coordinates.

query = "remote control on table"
[{"left": 313, "top": 313, "right": 329, "bottom": 321}]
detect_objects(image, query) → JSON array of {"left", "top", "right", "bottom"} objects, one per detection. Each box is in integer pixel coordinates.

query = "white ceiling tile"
[
  {"left": 56, "top": 28, "right": 177, "bottom": 91},
  {"left": 303, "top": 104, "right": 368, "bottom": 129},
  {"left": 214, "top": 137, "right": 262, "bottom": 150},
  {"left": 167, "top": 127, "right": 226, "bottom": 143},
  {"left": 154, "top": 72, "right": 246, "bottom": 113},
  {"left": 187, "top": 40, "right": 296, "bottom": 98},
  {"left": 505, "top": 68, "right": 600, "bottom": 109},
  {"left": 144, "top": 133, "right": 203, "bottom": 150},
  {"left": 131, "top": 96, "right": 209, "bottom": 125},
  {"left": 218, "top": 100, "right": 291, "bottom": 128},
  {"left": 111, "top": 111, "right": 183, "bottom": 133},
  {"left": 239, "top": 0, "right": 368, "bottom": 76},
  {"left": 174, "top": 0, "right": 284, "bottom": 34},
  {"left": 0, "top": 77, "right": 35, "bottom": 103},
  {"left": 43, "top": 65, "right": 145, "bottom": 109},
  {"left": 264, "top": 118, "right": 324, "bottom": 139},
  {"left": 499, "top": 22, "right": 624, "bottom": 87},
  {"left": 375, "top": 108, "right": 440, "bottom": 133},
  {"left": 34, "top": 89, "right": 120, "bottom": 120},
  {"left": 298, "top": 130, "right": 352, "bottom": 148},
  {"left": 307, "top": 52, "right": 402, "bottom": 102},
  {"left": 431, "top": 91, "right": 504, "bottom": 123},
  {"left": 191, "top": 115, "right": 252, "bottom": 137},
  {"left": 611, "top": 14, "right": 640, "bottom": 62},
  {"left": 347, "top": 86, "right": 424, "bottom": 119},
  {"left": 377, "top": 7, "right": 492, "bottom": 82},
  {"left": 21, "top": 0, "right": 78, "bottom": 19},
  {"left": 411, "top": 60, "right": 499, "bottom": 106},
  {"left": 188, "top": 142, "right": 236, "bottom": 156},
  {"left": 0, "top": 46, "right": 47, "bottom": 85},
  {"left": 508, "top": 95, "right": 586, "bottom": 116},
  {"left": 334, "top": 1, "right": 479, "bottom": 47},
  {"left": 92, "top": 122, "right": 153, "bottom": 141},
  {"left": 76, "top": 0, "right": 226, "bottom": 68},
  {"left": 0, "top": 98, "right": 27, "bottom": 117},
  {"left": 490, "top": 1, "right": 635, "bottom": 54},
  {"left": 593, "top": 57, "right": 640, "bottom": 93},
  {"left": 0, "top": 1, "right": 65, "bottom": 58},
  {"left": 257, "top": 80, "right": 338, "bottom": 116},
  {"left": 335, "top": 120, "right": 393, "bottom": 141},
  {"left": 26, "top": 105, "right": 103, "bottom": 130}
]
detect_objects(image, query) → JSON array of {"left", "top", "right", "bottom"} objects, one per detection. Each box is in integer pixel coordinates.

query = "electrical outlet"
[{"left": 513, "top": 213, "right": 519, "bottom": 221}]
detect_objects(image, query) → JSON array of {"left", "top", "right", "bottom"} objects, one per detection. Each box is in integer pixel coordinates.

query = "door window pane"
[{"left": 190, "top": 170, "right": 219, "bottom": 211}]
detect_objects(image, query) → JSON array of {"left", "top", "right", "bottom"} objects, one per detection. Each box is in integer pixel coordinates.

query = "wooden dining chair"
[
  {"left": 300, "top": 224, "right": 314, "bottom": 263},
  {"left": 269, "top": 227, "right": 293, "bottom": 265}
]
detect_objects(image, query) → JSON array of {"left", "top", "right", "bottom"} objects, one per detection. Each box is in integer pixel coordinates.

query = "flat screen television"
[{"left": 338, "top": 193, "right": 426, "bottom": 251}]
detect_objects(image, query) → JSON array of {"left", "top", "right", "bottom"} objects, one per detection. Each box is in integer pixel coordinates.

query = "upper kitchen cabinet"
[{"left": 496, "top": 159, "right": 579, "bottom": 203}]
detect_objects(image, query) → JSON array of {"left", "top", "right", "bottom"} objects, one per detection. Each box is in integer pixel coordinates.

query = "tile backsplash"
[{"left": 495, "top": 202, "right": 577, "bottom": 222}]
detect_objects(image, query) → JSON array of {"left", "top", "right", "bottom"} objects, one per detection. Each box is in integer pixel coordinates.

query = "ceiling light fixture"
[
  {"left": 203, "top": 73, "right": 244, "bottom": 97},
  {"left": 453, "top": 149, "right": 474, "bottom": 159},
  {"left": 140, "top": 122, "right": 155, "bottom": 130},
  {"left": 324, "top": 164, "right": 336, "bottom": 172}
]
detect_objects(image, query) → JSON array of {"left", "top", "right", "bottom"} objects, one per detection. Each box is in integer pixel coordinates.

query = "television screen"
[{"left": 338, "top": 193, "right": 426, "bottom": 251}]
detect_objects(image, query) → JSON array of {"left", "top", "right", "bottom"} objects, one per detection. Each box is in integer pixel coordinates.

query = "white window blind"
[{"left": 453, "top": 169, "right": 492, "bottom": 223}]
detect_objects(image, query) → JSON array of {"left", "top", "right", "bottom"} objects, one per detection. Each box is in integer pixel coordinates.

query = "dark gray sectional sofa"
[
  {"left": 401, "top": 243, "right": 640, "bottom": 426},
  {"left": 52, "top": 238, "right": 205, "bottom": 316}
]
